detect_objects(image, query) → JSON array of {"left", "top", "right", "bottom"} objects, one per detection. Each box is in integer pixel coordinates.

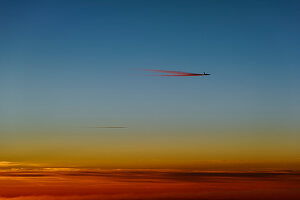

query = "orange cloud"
[{"left": 0, "top": 168, "right": 300, "bottom": 199}]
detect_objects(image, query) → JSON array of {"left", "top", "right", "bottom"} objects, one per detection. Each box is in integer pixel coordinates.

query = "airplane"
[{"left": 144, "top": 69, "right": 211, "bottom": 76}]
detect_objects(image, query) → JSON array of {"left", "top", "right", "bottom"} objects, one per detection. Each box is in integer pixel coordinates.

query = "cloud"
[
  {"left": 0, "top": 161, "right": 20, "bottom": 167},
  {"left": 0, "top": 169, "right": 300, "bottom": 200},
  {"left": 0, "top": 194, "right": 232, "bottom": 200},
  {"left": 1, "top": 168, "right": 299, "bottom": 182},
  {"left": 0, "top": 161, "right": 40, "bottom": 169}
]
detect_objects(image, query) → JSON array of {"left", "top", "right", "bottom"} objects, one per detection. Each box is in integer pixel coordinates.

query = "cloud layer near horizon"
[{"left": 0, "top": 167, "right": 300, "bottom": 200}]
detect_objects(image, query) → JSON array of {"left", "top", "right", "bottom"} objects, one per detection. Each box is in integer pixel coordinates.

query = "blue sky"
[{"left": 0, "top": 0, "right": 299, "bottom": 166}]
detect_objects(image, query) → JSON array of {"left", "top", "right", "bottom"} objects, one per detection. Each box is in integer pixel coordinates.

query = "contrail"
[
  {"left": 91, "top": 126, "right": 128, "bottom": 129},
  {"left": 143, "top": 69, "right": 211, "bottom": 76}
]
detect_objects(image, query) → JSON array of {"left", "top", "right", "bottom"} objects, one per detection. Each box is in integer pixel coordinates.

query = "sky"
[{"left": 0, "top": 0, "right": 300, "bottom": 169}]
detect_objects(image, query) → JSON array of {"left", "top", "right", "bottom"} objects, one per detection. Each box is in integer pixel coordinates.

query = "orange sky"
[{"left": 1, "top": 0, "right": 300, "bottom": 199}]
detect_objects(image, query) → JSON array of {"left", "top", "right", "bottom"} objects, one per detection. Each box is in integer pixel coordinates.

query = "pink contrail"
[{"left": 143, "top": 69, "right": 210, "bottom": 76}]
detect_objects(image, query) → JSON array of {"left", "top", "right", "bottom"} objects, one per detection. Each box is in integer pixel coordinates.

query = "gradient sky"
[{"left": 0, "top": 0, "right": 300, "bottom": 169}]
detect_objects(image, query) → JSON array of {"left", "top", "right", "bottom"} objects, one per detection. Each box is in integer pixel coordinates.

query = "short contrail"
[
  {"left": 143, "top": 69, "right": 211, "bottom": 76},
  {"left": 91, "top": 126, "right": 128, "bottom": 129}
]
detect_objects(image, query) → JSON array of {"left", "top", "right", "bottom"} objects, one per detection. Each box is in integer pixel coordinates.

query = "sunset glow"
[{"left": 1, "top": 0, "right": 300, "bottom": 199}]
